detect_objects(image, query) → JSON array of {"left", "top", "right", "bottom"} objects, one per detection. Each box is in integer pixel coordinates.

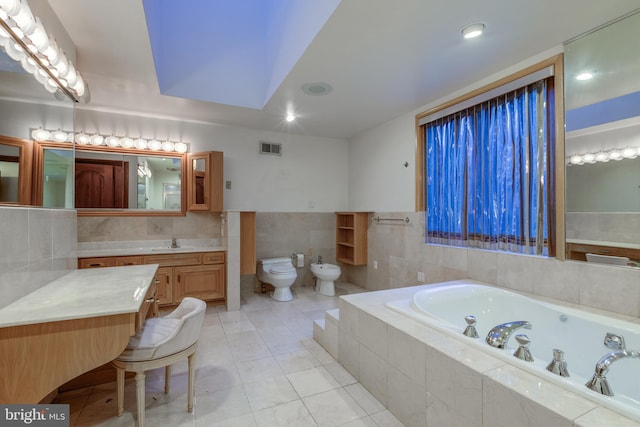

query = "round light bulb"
[
  {"left": 161, "top": 141, "right": 175, "bottom": 152},
  {"left": 594, "top": 152, "right": 609, "bottom": 163},
  {"left": 582, "top": 153, "right": 595, "bottom": 163},
  {"left": 148, "top": 139, "right": 162, "bottom": 151},
  {"left": 31, "top": 128, "right": 50, "bottom": 141},
  {"left": 90, "top": 134, "right": 104, "bottom": 146},
  {"left": 134, "top": 138, "right": 148, "bottom": 150},
  {"left": 622, "top": 147, "right": 637, "bottom": 159},
  {"left": 569, "top": 155, "right": 583, "bottom": 165},
  {"left": 105, "top": 136, "right": 121, "bottom": 147},
  {"left": 120, "top": 137, "right": 134, "bottom": 149},
  {"left": 74, "top": 132, "right": 90, "bottom": 145},
  {"left": 608, "top": 149, "right": 622, "bottom": 160},
  {"left": 52, "top": 130, "right": 68, "bottom": 142},
  {"left": 174, "top": 142, "right": 188, "bottom": 153}
]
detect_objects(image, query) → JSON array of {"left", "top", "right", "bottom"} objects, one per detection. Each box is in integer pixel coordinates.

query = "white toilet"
[
  {"left": 257, "top": 257, "right": 297, "bottom": 301},
  {"left": 310, "top": 262, "right": 341, "bottom": 296}
]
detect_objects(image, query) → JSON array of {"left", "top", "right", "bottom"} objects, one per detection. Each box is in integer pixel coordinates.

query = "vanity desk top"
[
  {"left": 0, "top": 264, "right": 158, "bottom": 328},
  {"left": 0, "top": 264, "right": 159, "bottom": 403}
]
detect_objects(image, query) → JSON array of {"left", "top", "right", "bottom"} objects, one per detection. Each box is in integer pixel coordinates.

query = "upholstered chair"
[{"left": 112, "top": 297, "right": 206, "bottom": 427}]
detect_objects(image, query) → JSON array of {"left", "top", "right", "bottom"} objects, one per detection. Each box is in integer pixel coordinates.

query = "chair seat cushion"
[{"left": 117, "top": 318, "right": 181, "bottom": 361}]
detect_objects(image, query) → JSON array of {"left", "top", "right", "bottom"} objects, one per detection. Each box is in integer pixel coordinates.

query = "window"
[{"left": 416, "top": 57, "right": 563, "bottom": 256}]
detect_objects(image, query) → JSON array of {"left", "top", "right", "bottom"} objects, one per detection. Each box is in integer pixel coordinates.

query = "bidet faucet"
[
  {"left": 317, "top": 255, "right": 323, "bottom": 264},
  {"left": 586, "top": 349, "right": 640, "bottom": 396},
  {"left": 486, "top": 320, "right": 532, "bottom": 349}
]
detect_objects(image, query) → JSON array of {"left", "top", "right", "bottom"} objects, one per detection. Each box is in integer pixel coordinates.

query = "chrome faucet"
[
  {"left": 170, "top": 237, "right": 179, "bottom": 248},
  {"left": 586, "top": 349, "right": 640, "bottom": 396},
  {"left": 486, "top": 321, "right": 532, "bottom": 349},
  {"left": 317, "top": 255, "right": 323, "bottom": 264}
]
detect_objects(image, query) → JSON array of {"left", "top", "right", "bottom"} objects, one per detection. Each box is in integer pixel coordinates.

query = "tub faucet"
[
  {"left": 486, "top": 321, "right": 532, "bottom": 349},
  {"left": 586, "top": 349, "right": 640, "bottom": 396},
  {"left": 170, "top": 237, "right": 178, "bottom": 248}
]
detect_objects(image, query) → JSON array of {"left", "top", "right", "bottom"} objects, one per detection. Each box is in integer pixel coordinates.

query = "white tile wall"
[
  {"left": 349, "top": 210, "right": 640, "bottom": 320},
  {"left": 0, "top": 206, "right": 77, "bottom": 309}
]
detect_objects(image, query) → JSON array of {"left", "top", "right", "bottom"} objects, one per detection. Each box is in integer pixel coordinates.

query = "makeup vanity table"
[{"left": 0, "top": 264, "right": 158, "bottom": 403}]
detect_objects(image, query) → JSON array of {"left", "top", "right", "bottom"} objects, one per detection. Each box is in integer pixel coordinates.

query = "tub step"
[{"left": 313, "top": 309, "right": 340, "bottom": 359}]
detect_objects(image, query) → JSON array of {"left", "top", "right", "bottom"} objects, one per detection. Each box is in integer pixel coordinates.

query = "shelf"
[{"left": 335, "top": 212, "right": 369, "bottom": 266}]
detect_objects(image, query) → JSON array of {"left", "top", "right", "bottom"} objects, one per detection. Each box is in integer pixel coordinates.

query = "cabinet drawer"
[
  {"left": 202, "top": 251, "right": 225, "bottom": 264},
  {"left": 135, "top": 282, "right": 157, "bottom": 332},
  {"left": 114, "top": 256, "right": 143, "bottom": 266},
  {"left": 143, "top": 253, "right": 203, "bottom": 267},
  {"left": 78, "top": 257, "right": 115, "bottom": 269}
]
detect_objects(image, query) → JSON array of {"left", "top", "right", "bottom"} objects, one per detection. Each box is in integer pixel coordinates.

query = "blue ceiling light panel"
[{"left": 143, "top": 0, "right": 341, "bottom": 110}]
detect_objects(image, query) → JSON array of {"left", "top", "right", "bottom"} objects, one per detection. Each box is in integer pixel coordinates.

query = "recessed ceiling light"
[
  {"left": 285, "top": 113, "right": 296, "bottom": 122},
  {"left": 576, "top": 72, "right": 594, "bottom": 81},
  {"left": 461, "top": 23, "right": 485, "bottom": 39},
  {"left": 302, "top": 82, "right": 333, "bottom": 96}
]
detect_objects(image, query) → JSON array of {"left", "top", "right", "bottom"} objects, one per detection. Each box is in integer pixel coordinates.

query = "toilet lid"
[{"left": 270, "top": 264, "right": 295, "bottom": 275}]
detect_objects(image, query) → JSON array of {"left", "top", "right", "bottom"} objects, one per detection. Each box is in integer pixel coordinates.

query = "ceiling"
[{"left": 43, "top": 0, "right": 640, "bottom": 140}]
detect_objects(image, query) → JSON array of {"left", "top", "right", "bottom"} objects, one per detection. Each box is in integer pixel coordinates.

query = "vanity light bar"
[
  {"left": 0, "top": 0, "right": 88, "bottom": 102},
  {"left": 31, "top": 128, "right": 189, "bottom": 154},
  {"left": 567, "top": 146, "right": 640, "bottom": 165}
]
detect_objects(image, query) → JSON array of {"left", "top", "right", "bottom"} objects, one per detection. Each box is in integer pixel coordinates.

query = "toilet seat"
[{"left": 269, "top": 264, "right": 295, "bottom": 275}]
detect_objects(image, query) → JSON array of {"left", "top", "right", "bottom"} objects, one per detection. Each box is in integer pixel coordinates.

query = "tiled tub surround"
[
  {"left": 388, "top": 280, "right": 640, "bottom": 423},
  {"left": 335, "top": 285, "right": 640, "bottom": 427},
  {"left": 347, "top": 211, "right": 640, "bottom": 320},
  {"left": 0, "top": 206, "right": 77, "bottom": 309}
]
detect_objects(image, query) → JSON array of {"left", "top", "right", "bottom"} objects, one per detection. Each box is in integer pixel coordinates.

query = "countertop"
[
  {"left": 77, "top": 245, "right": 227, "bottom": 258},
  {"left": 0, "top": 264, "right": 158, "bottom": 328}
]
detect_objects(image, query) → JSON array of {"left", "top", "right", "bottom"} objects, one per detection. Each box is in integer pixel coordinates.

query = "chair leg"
[
  {"left": 164, "top": 365, "right": 171, "bottom": 393},
  {"left": 116, "top": 367, "right": 125, "bottom": 417},
  {"left": 187, "top": 352, "right": 196, "bottom": 413},
  {"left": 135, "top": 371, "right": 146, "bottom": 427}
]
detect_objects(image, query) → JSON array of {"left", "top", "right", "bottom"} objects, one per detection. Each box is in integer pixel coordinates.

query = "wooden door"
[{"left": 75, "top": 159, "right": 128, "bottom": 208}]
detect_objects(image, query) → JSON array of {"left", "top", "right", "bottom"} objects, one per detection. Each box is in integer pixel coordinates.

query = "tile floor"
[{"left": 54, "top": 283, "right": 405, "bottom": 426}]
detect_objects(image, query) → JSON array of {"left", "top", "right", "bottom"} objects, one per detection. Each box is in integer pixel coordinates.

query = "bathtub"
[{"left": 386, "top": 280, "right": 640, "bottom": 422}]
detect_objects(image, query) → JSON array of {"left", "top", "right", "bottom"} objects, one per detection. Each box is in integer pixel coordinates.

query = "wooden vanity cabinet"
[{"left": 78, "top": 251, "right": 226, "bottom": 307}]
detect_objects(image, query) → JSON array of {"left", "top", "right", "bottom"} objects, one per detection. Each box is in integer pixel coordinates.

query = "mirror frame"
[
  {"left": 33, "top": 140, "right": 188, "bottom": 216},
  {"left": 0, "top": 135, "right": 33, "bottom": 206}
]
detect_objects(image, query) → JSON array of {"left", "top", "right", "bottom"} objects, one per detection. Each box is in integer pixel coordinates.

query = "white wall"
[
  {"left": 75, "top": 108, "right": 350, "bottom": 212},
  {"left": 348, "top": 46, "right": 563, "bottom": 212}
]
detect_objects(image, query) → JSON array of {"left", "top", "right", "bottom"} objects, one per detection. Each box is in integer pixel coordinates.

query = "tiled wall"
[
  {"left": 0, "top": 206, "right": 77, "bottom": 309},
  {"left": 347, "top": 211, "right": 640, "bottom": 319},
  {"left": 77, "top": 211, "right": 223, "bottom": 242},
  {"left": 256, "top": 212, "right": 336, "bottom": 287},
  {"left": 566, "top": 212, "right": 640, "bottom": 244}
]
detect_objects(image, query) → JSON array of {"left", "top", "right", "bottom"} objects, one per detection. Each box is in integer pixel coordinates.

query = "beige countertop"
[{"left": 0, "top": 264, "right": 158, "bottom": 328}]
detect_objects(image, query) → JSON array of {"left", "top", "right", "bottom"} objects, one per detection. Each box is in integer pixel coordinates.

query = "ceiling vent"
[{"left": 259, "top": 141, "right": 282, "bottom": 156}]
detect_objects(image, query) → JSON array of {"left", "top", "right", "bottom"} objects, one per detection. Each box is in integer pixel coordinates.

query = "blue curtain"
[{"left": 425, "top": 79, "right": 553, "bottom": 255}]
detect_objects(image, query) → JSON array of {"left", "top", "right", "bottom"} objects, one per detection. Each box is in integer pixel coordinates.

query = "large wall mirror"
[
  {"left": 0, "top": 50, "right": 75, "bottom": 207},
  {"left": 564, "top": 9, "right": 640, "bottom": 266},
  {"left": 33, "top": 141, "right": 186, "bottom": 215}
]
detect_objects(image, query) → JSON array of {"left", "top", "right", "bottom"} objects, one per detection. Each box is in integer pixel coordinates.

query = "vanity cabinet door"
[
  {"left": 175, "top": 264, "right": 225, "bottom": 301},
  {"left": 155, "top": 266, "right": 174, "bottom": 306}
]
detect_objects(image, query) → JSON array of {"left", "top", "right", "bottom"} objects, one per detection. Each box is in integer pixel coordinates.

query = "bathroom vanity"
[
  {"left": 78, "top": 248, "right": 226, "bottom": 307},
  {"left": 0, "top": 264, "right": 158, "bottom": 403}
]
